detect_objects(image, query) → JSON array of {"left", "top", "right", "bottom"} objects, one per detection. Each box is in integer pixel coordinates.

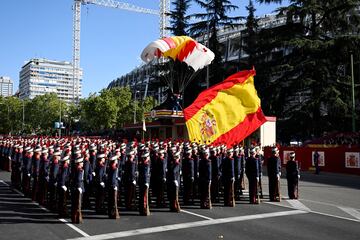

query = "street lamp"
[{"left": 133, "top": 90, "right": 140, "bottom": 124}]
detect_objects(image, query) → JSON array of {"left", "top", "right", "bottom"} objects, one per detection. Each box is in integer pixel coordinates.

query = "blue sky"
[{"left": 0, "top": 0, "right": 288, "bottom": 97}]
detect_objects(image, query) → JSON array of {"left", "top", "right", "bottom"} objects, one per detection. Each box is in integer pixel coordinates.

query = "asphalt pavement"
[{"left": 0, "top": 170, "right": 359, "bottom": 240}]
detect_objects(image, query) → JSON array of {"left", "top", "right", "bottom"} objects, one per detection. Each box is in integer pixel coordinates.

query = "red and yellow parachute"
[{"left": 141, "top": 36, "right": 215, "bottom": 72}]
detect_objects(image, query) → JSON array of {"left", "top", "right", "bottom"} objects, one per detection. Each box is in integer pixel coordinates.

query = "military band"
[{"left": 0, "top": 137, "right": 297, "bottom": 224}]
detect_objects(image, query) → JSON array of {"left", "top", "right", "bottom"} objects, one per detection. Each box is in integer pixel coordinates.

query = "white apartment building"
[
  {"left": 0, "top": 76, "right": 13, "bottom": 97},
  {"left": 19, "top": 58, "right": 82, "bottom": 104}
]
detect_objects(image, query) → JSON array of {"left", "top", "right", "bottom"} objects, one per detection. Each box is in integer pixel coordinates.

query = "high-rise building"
[
  {"left": 19, "top": 58, "right": 82, "bottom": 104},
  {"left": 0, "top": 76, "right": 13, "bottom": 97}
]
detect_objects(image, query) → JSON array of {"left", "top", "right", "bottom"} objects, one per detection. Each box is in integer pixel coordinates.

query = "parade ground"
[{"left": 0, "top": 170, "right": 359, "bottom": 240}]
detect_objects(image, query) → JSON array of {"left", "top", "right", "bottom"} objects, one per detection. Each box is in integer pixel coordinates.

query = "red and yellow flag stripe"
[{"left": 184, "top": 70, "right": 266, "bottom": 147}]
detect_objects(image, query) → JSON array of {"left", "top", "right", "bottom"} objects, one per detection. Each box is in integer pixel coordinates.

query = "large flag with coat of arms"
[{"left": 184, "top": 69, "right": 266, "bottom": 147}]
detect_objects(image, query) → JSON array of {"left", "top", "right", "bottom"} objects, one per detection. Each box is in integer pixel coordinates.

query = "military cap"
[
  {"left": 250, "top": 148, "right": 256, "bottom": 154},
  {"left": 53, "top": 151, "right": 61, "bottom": 156},
  {"left": 61, "top": 155, "right": 70, "bottom": 161},
  {"left": 120, "top": 143, "right": 126, "bottom": 150},
  {"left": 74, "top": 149, "right": 81, "bottom": 155},
  {"left": 141, "top": 152, "right": 150, "bottom": 158},
  {"left": 97, "top": 153, "right": 106, "bottom": 159},
  {"left": 185, "top": 148, "right": 192, "bottom": 154},
  {"left": 290, "top": 152, "right": 295, "bottom": 158},
  {"left": 34, "top": 148, "right": 42, "bottom": 153},
  {"left": 14, "top": 144, "right": 19, "bottom": 148},
  {"left": 75, "top": 157, "right": 84, "bottom": 163},
  {"left": 159, "top": 149, "right": 165, "bottom": 154},
  {"left": 109, "top": 155, "right": 118, "bottom": 161},
  {"left": 227, "top": 148, "right": 234, "bottom": 153},
  {"left": 127, "top": 150, "right": 135, "bottom": 156},
  {"left": 42, "top": 149, "right": 48, "bottom": 154},
  {"left": 174, "top": 151, "right": 181, "bottom": 159},
  {"left": 272, "top": 147, "right": 279, "bottom": 153}
]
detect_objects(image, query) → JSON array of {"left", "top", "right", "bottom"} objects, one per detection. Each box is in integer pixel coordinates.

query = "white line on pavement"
[
  {"left": 67, "top": 210, "right": 307, "bottom": 240},
  {"left": 59, "top": 218, "right": 90, "bottom": 237},
  {"left": 0, "top": 178, "right": 90, "bottom": 238},
  {"left": 338, "top": 207, "right": 360, "bottom": 220},
  {"left": 287, "top": 200, "right": 311, "bottom": 212},
  {"left": 300, "top": 199, "right": 360, "bottom": 211},
  {"left": 181, "top": 209, "right": 213, "bottom": 220}
]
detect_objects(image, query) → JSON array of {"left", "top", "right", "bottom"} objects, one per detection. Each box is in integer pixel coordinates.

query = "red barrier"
[{"left": 264, "top": 146, "right": 360, "bottom": 175}]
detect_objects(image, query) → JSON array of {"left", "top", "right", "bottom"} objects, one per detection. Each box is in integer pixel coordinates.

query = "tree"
[
  {"left": 190, "top": 0, "right": 242, "bottom": 85},
  {"left": 168, "top": 0, "right": 192, "bottom": 36},
  {"left": 243, "top": 0, "right": 259, "bottom": 68},
  {"left": 255, "top": 0, "right": 360, "bottom": 141}
]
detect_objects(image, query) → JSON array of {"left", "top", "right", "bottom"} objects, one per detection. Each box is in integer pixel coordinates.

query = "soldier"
[
  {"left": 222, "top": 148, "right": 235, "bottom": 207},
  {"left": 48, "top": 151, "right": 61, "bottom": 210},
  {"left": 117, "top": 143, "right": 126, "bottom": 206},
  {"left": 192, "top": 145, "right": 200, "bottom": 199},
  {"left": 255, "top": 146, "right": 264, "bottom": 198},
  {"left": 167, "top": 151, "right": 181, "bottom": 212},
  {"left": 210, "top": 146, "right": 221, "bottom": 203},
  {"left": 233, "top": 146, "right": 242, "bottom": 200},
  {"left": 58, "top": 155, "right": 71, "bottom": 217},
  {"left": 182, "top": 147, "right": 194, "bottom": 205},
  {"left": 71, "top": 157, "right": 84, "bottom": 224},
  {"left": 199, "top": 148, "right": 212, "bottom": 209},
  {"left": 239, "top": 147, "right": 246, "bottom": 195},
  {"left": 152, "top": 148, "right": 167, "bottom": 207},
  {"left": 246, "top": 148, "right": 259, "bottom": 204},
  {"left": 124, "top": 149, "right": 137, "bottom": 210},
  {"left": 10, "top": 144, "right": 18, "bottom": 188},
  {"left": 13, "top": 145, "right": 23, "bottom": 190},
  {"left": 313, "top": 150, "right": 320, "bottom": 174},
  {"left": 95, "top": 153, "right": 107, "bottom": 214},
  {"left": 286, "top": 152, "right": 300, "bottom": 199},
  {"left": 138, "top": 151, "right": 151, "bottom": 216},
  {"left": 107, "top": 155, "right": 120, "bottom": 219},
  {"left": 38, "top": 147, "right": 50, "bottom": 205},
  {"left": 31, "top": 147, "right": 42, "bottom": 202},
  {"left": 22, "top": 147, "right": 33, "bottom": 197},
  {"left": 82, "top": 149, "right": 92, "bottom": 209},
  {"left": 267, "top": 147, "right": 282, "bottom": 202}
]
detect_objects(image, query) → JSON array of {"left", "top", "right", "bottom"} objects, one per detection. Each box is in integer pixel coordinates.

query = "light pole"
[
  {"left": 133, "top": 90, "right": 139, "bottom": 124},
  {"left": 350, "top": 53, "right": 356, "bottom": 132}
]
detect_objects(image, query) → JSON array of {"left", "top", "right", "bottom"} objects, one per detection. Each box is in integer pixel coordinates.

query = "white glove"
[
  {"left": 145, "top": 183, "right": 149, "bottom": 188},
  {"left": 191, "top": 177, "right": 194, "bottom": 182},
  {"left": 62, "top": 185, "right": 67, "bottom": 192},
  {"left": 256, "top": 177, "right": 259, "bottom": 182},
  {"left": 54, "top": 182, "right": 57, "bottom": 187},
  {"left": 279, "top": 172, "right": 282, "bottom": 177},
  {"left": 163, "top": 178, "right": 166, "bottom": 183},
  {"left": 237, "top": 175, "right": 240, "bottom": 179},
  {"left": 298, "top": 175, "right": 300, "bottom": 179},
  {"left": 231, "top": 177, "right": 235, "bottom": 182},
  {"left": 174, "top": 180, "right": 179, "bottom": 187},
  {"left": 277, "top": 174, "right": 280, "bottom": 180},
  {"left": 77, "top": 187, "right": 82, "bottom": 194},
  {"left": 45, "top": 176, "right": 49, "bottom": 182},
  {"left": 132, "top": 180, "right": 136, "bottom": 185},
  {"left": 92, "top": 172, "right": 96, "bottom": 177},
  {"left": 114, "top": 186, "right": 118, "bottom": 191},
  {"left": 135, "top": 171, "right": 139, "bottom": 177},
  {"left": 100, "top": 182, "right": 105, "bottom": 188},
  {"left": 197, "top": 172, "right": 199, "bottom": 177},
  {"left": 116, "top": 177, "right": 121, "bottom": 181},
  {"left": 180, "top": 170, "right": 182, "bottom": 175},
  {"left": 27, "top": 173, "right": 31, "bottom": 177}
]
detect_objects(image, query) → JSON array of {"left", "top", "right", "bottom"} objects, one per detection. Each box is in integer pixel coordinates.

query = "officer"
[
  {"left": 246, "top": 148, "right": 259, "bottom": 204},
  {"left": 210, "top": 146, "right": 221, "bottom": 203},
  {"left": 267, "top": 147, "right": 281, "bottom": 202},
  {"left": 182, "top": 147, "right": 194, "bottom": 205},
  {"left": 107, "top": 155, "right": 120, "bottom": 219},
  {"left": 199, "top": 148, "right": 212, "bottom": 209},
  {"left": 14, "top": 145, "right": 23, "bottom": 190},
  {"left": 192, "top": 145, "right": 200, "bottom": 199},
  {"left": 81, "top": 149, "right": 92, "bottom": 209},
  {"left": 239, "top": 147, "right": 246, "bottom": 195},
  {"left": 124, "top": 149, "right": 137, "bottom": 210},
  {"left": 117, "top": 143, "right": 126, "bottom": 206},
  {"left": 286, "top": 152, "right": 300, "bottom": 199},
  {"left": 222, "top": 148, "right": 235, "bottom": 207},
  {"left": 313, "top": 150, "right": 320, "bottom": 174},
  {"left": 138, "top": 151, "right": 151, "bottom": 216},
  {"left": 152, "top": 148, "right": 167, "bottom": 207},
  {"left": 58, "top": 155, "right": 71, "bottom": 217},
  {"left": 71, "top": 157, "right": 84, "bottom": 224},
  {"left": 31, "top": 147, "right": 42, "bottom": 202},
  {"left": 233, "top": 146, "right": 242, "bottom": 200},
  {"left": 95, "top": 153, "right": 107, "bottom": 213},
  {"left": 48, "top": 151, "right": 61, "bottom": 210},
  {"left": 255, "top": 146, "right": 264, "bottom": 198},
  {"left": 167, "top": 151, "right": 181, "bottom": 212},
  {"left": 22, "top": 147, "right": 33, "bottom": 197},
  {"left": 38, "top": 147, "right": 50, "bottom": 205},
  {"left": 10, "top": 144, "right": 18, "bottom": 188}
]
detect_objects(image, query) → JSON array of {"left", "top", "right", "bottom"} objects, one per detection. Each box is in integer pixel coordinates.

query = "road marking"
[
  {"left": 67, "top": 210, "right": 307, "bottom": 240},
  {"left": 59, "top": 218, "right": 90, "bottom": 237},
  {"left": 181, "top": 209, "right": 213, "bottom": 220},
  {"left": 287, "top": 200, "right": 311, "bottom": 212},
  {"left": 0, "top": 178, "right": 90, "bottom": 238},
  {"left": 338, "top": 207, "right": 360, "bottom": 220},
  {"left": 301, "top": 199, "right": 360, "bottom": 211}
]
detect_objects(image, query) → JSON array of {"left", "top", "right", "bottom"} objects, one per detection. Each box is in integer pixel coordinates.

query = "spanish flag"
[{"left": 184, "top": 69, "right": 266, "bottom": 147}]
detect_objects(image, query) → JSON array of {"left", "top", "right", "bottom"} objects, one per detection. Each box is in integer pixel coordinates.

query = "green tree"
[
  {"left": 243, "top": 0, "right": 259, "bottom": 68},
  {"left": 255, "top": 0, "right": 360, "bottom": 141},
  {"left": 169, "top": 0, "right": 192, "bottom": 36},
  {"left": 0, "top": 96, "right": 23, "bottom": 135},
  {"left": 190, "top": 0, "right": 241, "bottom": 85}
]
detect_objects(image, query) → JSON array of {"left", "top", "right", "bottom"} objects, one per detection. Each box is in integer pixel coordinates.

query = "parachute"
[{"left": 141, "top": 36, "right": 214, "bottom": 72}]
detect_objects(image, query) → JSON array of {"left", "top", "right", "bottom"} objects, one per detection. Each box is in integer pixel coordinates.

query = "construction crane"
[{"left": 71, "top": 0, "right": 170, "bottom": 104}]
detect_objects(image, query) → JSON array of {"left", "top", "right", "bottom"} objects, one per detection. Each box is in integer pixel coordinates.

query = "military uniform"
[
  {"left": 152, "top": 149, "right": 167, "bottom": 207},
  {"left": 246, "top": 149, "right": 259, "bottom": 204},
  {"left": 107, "top": 155, "right": 120, "bottom": 219},
  {"left": 31, "top": 148, "right": 42, "bottom": 202},
  {"left": 167, "top": 151, "right": 181, "bottom": 212},
  {"left": 210, "top": 148, "right": 221, "bottom": 203},
  {"left": 199, "top": 149, "right": 212, "bottom": 209},
  {"left": 71, "top": 157, "right": 84, "bottom": 223},
  {"left": 138, "top": 152, "right": 151, "bottom": 216},
  {"left": 38, "top": 148, "right": 50, "bottom": 205},
  {"left": 286, "top": 152, "right": 300, "bottom": 199},
  {"left": 48, "top": 151, "right": 61, "bottom": 210},
  {"left": 82, "top": 150, "right": 93, "bottom": 209},
  {"left": 57, "top": 156, "right": 70, "bottom": 217},
  {"left": 22, "top": 147, "right": 33, "bottom": 197},
  {"left": 95, "top": 153, "right": 107, "bottom": 213},
  {"left": 267, "top": 148, "right": 281, "bottom": 202},
  {"left": 182, "top": 149, "right": 194, "bottom": 205},
  {"left": 124, "top": 150, "right": 137, "bottom": 210},
  {"left": 222, "top": 149, "right": 235, "bottom": 207}
]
